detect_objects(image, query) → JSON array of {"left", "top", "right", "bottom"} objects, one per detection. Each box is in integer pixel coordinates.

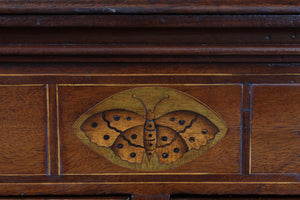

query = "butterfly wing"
[
  {"left": 155, "top": 110, "right": 219, "bottom": 150},
  {"left": 103, "top": 109, "right": 145, "bottom": 132},
  {"left": 111, "top": 126, "right": 145, "bottom": 163},
  {"left": 155, "top": 111, "right": 198, "bottom": 133},
  {"left": 81, "top": 109, "right": 145, "bottom": 148},
  {"left": 155, "top": 126, "right": 188, "bottom": 164},
  {"left": 180, "top": 114, "right": 219, "bottom": 150}
]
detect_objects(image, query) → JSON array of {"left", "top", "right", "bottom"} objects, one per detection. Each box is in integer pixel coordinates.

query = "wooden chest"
[{"left": 0, "top": 0, "right": 299, "bottom": 199}]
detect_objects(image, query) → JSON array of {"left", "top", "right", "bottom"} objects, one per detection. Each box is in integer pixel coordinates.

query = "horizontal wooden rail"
[
  {"left": 2, "top": 45, "right": 300, "bottom": 56},
  {"left": 1, "top": 15, "right": 300, "bottom": 28},
  {"left": 0, "top": 2, "right": 300, "bottom": 14}
]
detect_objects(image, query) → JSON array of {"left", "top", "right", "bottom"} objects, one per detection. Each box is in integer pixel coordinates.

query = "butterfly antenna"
[
  {"left": 132, "top": 94, "right": 148, "bottom": 113},
  {"left": 153, "top": 95, "right": 169, "bottom": 112}
]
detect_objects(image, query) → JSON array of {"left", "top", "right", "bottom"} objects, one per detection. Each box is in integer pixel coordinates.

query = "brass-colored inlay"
[
  {"left": 73, "top": 87, "right": 228, "bottom": 171},
  {"left": 0, "top": 73, "right": 299, "bottom": 77},
  {"left": 59, "top": 83, "right": 239, "bottom": 87},
  {"left": 46, "top": 84, "right": 51, "bottom": 176},
  {"left": 56, "top": 85, "right": 61, "bottom": 175},
  {"left": 0, "top": 182, "right": 298, "bottom": 185}
]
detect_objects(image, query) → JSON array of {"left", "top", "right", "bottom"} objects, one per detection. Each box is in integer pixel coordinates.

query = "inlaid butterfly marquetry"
[{"left": 73, "top": 87, "right": 228, "bottom": 171}]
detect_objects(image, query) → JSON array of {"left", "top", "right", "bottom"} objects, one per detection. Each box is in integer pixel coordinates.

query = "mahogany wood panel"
[
  {"left": 1, "top": 15, "right": 300, "bottom": 64},
  {"left": 2, "top": 15, "right": 300, "bottom": 28},
  {"left": 59, "top": 85, "right": 241, "bottom": 174},
  {"left": 173, "top": 196, "right": 300, "bottom": 200},
  {"left": 252, "top": 85, "right": 300, "bottom": 173},
  {"left": 1, "top": 28, "right": 300, "bottom": 45},
  {"left": 0, "top": 85, "right": 47, "bottom": 174},
  {"left": 0, "top": 63, "right": 298, "bottom": 85},
  {"left": 1, "top": 174, "right": 299, "bottom": 183},
  {"left": 0, "top": 63, "right": 299, "bottom": 75},
  {"left": 0, "top": 197, "right": 129, "bottom": 200},
  {"left": 240, "top": 84, "right": 251, "bottom": 175},
  {"left": 47, "top": 84, "right": 60, "bottom": 176},
  {"left": 2, "top": 55, "right": 300, "bottom": 63},
  {"left": 4, "top": 45, "right": 300, "bottom": 56},
  {"left": 0, "top": 4, "right": 299, "bottom": 196},
  {"left": 0, "top": 183, "right": 299, "bottom": 196},
  {"left": 0, "top": 15, "right": 300, "bottom": 64},
  {"left": 0, "top": 1, "right": 300, "bottom": 14},
  {"left": 0, "top": 75, "right": 298, "bottom": 85},
  {"left": 133, "top": 194, "right": 169, "bottom": 200}
]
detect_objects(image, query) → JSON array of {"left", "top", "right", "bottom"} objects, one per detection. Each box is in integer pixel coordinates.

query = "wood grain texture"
[
  {"left": 47, "top": 84, "right": 60, "bottom": 176},
  {"left": 0, "top": 197, "right": 129, "bottom": 200},
  {"left": 1, "top": 15, "right": 300, "bottom": 64},
  {"left": 133, "top": 194, "right": 169, "bottom": 200},
  {"left": 0, "top": 174, "right": 299, "bottom": 183},
  {"left": 0, "top": 4, "right": 299, "bottom": 196},
  {"left": 2, "top": 45, "right": 300, "bottom": 56},
  {"left": 0, "top": 63, "right": 298, "bottom": 89},
  {"left": 1, "top": 28, "right": 300, "bottom": 45},
  {"left": 72, "top": 87, "right": 227, "bottom": 171},
  {"left": 2, "top": 76, "right": 299, "bottom": 85},
  {"left": 0, "top": 1, "right": 300, "bottom": 14},
  {"left": 240, "top": 84, "right": 252, "bottom": 175},
  {"left": 0, "top": 174, "right": 298, "bottom": 195},
  {"left": 0, "top": 86, "right": 47, "bottom": 174},
  {"left": 252, "top": 85, "right": 300, "bottom": 173},
  {"left": 2, "top": 55, "right": 300, "bottom": 63},
  {"left": 0, "top": 63, "right": 299, "bottom": 75},
  {"left": 1, "top": 15, "right": 300, "bottom": 28},
  {"left": 59, "top": 85, "right": 241, "bottom": 174},
  {"left": 173, "top": 196, "right": 300, "bottom": 200},
  {"left": 0, "top": 183, "right": 299, "bottom": 196}
]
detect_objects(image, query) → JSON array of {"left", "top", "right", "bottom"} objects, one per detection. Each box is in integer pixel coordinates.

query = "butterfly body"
[{"left": 143, "top": 110, "right": 157, "bottom": 160}]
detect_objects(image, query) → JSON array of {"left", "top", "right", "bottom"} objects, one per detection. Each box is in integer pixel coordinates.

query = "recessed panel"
[
  {"left": 59, "top": 85, "right": 241, "bottom": 174},
  {"left": 252, "top": 85, "right": 300, "bottom": 173},
  {"left": 0, "top": 86, "right": 47, "bottom": 174}
]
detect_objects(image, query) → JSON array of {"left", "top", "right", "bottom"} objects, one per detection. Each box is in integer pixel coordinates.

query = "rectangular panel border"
[
  {"left": 0, "top": 84, "right": 47, "bottom": 176},
  {"left": 251, "top": 83, "right": 300, "bottom": 175},
  {"left": 58, "top": 83, "right": 242, "bottom": 176}
]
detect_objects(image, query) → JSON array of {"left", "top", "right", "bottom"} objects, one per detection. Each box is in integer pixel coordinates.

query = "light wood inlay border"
[
  {"left": 46, "top": 84, "right": 60, "bottom": 176},
  {"left": 0, "top": 73, "right": 299, "bottom": 77},
  {"left": 58, "top": 84, "right": 241, "bottom": 175}
]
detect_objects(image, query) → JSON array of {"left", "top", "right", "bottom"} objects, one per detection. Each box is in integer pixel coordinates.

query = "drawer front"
[{"left": 0, "top": 63, "right": 298, "bottom": 196}]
